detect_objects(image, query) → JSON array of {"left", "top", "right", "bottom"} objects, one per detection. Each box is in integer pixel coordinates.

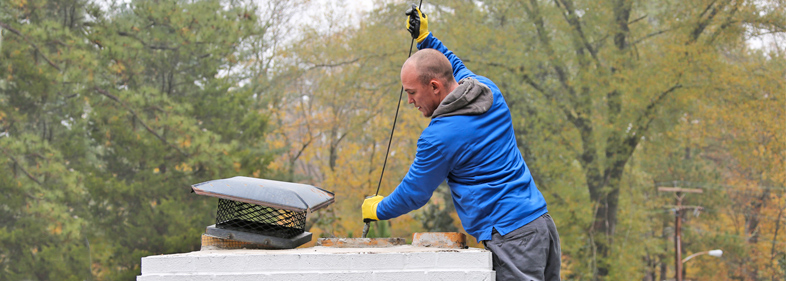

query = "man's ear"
[{"left": 430, "top": 79, "right": 440, "bottom": 94}]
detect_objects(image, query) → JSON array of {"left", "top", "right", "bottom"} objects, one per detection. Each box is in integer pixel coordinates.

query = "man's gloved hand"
[
  {"left": 405, "top": 4, "right": 429, "bottom": 43},
  {"left": 362, "top": 195, "right": 384, "bottom": 222}
]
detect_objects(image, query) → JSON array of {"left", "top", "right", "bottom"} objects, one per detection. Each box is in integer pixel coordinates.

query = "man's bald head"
[{"left": 403, "top": 48, "right": 456, "bottom": 87}]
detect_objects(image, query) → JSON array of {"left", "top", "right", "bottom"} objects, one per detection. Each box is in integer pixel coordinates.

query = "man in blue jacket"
[{"left": 362, "top": 6, "right": 561, "bottom": 281}]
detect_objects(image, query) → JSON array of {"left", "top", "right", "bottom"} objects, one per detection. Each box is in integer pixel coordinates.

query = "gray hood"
[{"left": 431, "top": 77, "right": 493, "bottom": 118}]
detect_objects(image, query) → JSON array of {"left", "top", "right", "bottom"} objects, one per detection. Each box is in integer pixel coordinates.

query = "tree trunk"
[
  {"left": 745, "top": 188, "right": 770, "bottom": 280},
  {"left": 771, "top": 197, "right": 785, "bottom": 280}
]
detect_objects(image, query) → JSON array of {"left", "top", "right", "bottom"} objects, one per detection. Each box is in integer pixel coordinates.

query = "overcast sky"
[{"left": 292, "top": 0, "right": 378, "bottom": 32}]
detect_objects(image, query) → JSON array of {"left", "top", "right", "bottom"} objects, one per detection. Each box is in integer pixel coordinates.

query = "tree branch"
[
  {"left": 524, "top": 0, "right": 578, "bottom": 102},
  {"left": 1, "top": 146, "right": 43, "bottom": 186},
  {"left": 466, "top": 58, "right": 581, "bottom": 124},
  {"left": 117, "top": 31, "right": 180, "bottom": 51},
  {"left": 463, "top": 60, "right": 548, "bottom": 94},
  {"left": 0, "top": 21, "right": 61, "bottom": 71},
  {"left": 292, "top": 137, "right": 314, "bottom": 164},
  {"left": 600, "top": 82, "right": 682, "bottom": 191},
  {"left": 698, "top": 0, "right": 719, "bottom": 19},
  {"left": 690, "top": 0, "right": 730, "bottom": 43},
  {"left": 631, "top": 29, "right": 674, "bottom": 45},
  {"left": 633, "top": 82, "right": 683, "bottom": 139},
  {"left": 306, "top": 57, "right": 361, "bottom": 70},
  {"left": 303, "top": 51, "right": 399, "bottom": 71},
  {"left": 628, "top": 14, "right": 648, "bottom": 25},
  {"left": 708, "top": 0, "right": 741, "bottom": 44},
  {"left": 93, "top": 87, "right": 188, "bottom": 156},
  {"left": 554, "top": 0, "right": 601, "bottom": 64}
]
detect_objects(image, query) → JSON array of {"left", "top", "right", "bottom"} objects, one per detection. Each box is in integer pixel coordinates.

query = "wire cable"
[{"left": 374, "top": 0, "right": 424, "bottom": 197}]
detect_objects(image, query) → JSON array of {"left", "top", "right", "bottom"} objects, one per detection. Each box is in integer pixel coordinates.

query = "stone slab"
[
  {"left": 412, "top": 232, "right": 467, "bottom": 249},
  {"left": 316, "top": 237, "right": 406, "bottom": 248}
]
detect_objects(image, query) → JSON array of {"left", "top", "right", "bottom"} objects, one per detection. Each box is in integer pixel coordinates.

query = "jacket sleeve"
[
  {"left": 376, "top": 137, "right": 450, "bottom": 220},
  {"left": 418, "top": 33, "right": 476, "bottom": 82}
]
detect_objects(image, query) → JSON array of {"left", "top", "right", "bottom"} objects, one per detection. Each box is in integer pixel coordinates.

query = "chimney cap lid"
[{"left": 192, "top": 177, "right": 334, "bottom": 212}]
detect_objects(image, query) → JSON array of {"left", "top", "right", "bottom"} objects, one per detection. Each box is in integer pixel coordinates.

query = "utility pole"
[{"left": 658, "top": 186, "right": 703, "bottom": 281}]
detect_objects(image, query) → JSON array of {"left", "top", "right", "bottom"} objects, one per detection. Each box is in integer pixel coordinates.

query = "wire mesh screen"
[{"left": 215, "top": 199, "right": 307, "bottom": 239}]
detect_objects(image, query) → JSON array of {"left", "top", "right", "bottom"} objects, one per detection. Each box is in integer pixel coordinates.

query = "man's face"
[{"left": 401, "top": 63, "right": 441, "bottom": 118}]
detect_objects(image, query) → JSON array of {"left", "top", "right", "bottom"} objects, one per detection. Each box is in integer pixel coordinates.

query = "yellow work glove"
[
  {"left": 405, "top": 4, "right": 429, "bottom": 43},
  {"left": 362, "top": 195, "right": 384, "bottom": 222}
]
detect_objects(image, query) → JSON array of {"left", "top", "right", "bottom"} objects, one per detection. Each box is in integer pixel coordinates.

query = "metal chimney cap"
[{"left": 191, "top": 176, "right": 334, "bottom": 212}]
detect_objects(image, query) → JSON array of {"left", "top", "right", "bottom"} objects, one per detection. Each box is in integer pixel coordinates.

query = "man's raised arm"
[{"left": 405, "top": 5, "right": 475, "bottom": 82}]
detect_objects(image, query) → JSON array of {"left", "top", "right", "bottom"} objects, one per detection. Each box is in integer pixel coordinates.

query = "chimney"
[{"left": 191, "top": 176, "right": 334, "bottom": 249}]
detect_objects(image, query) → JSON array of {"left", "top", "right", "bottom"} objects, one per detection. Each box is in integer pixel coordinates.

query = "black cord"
[{"left": 374, "top": 0, "right": 424, "bottom": 196}]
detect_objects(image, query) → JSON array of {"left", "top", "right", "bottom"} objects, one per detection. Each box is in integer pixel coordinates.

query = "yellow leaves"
[
  {"left": 111, "top": 61, "right": 126, "bottom": 74},
  {"left": 153, "top": 167, "right": 160, "bottom": 173},
  {"left": 233, "top": 162, "right": 241, "bottom": 172},
  {"left": 0, "top": 110, "right": 5, "bottom": 121},
  {"left": 266, "top": 160, "right": 283, "bottom": 172},
  {"left": 150, "top": 200, "right": 158, "bottom": 208},
  {"left": 175, "top": 162, "right": 192, "bottom": 172},
  {"left": 179, "top": 136, "right": 191, "bottom": 148},
  {"left": 30, "top": 247, "right": 38, "bottom": 255},
  {"left": 5, "top": 64, "right": 14, "bottom": 81},
  {"left": 270, "top": 139, "right": 286, "bottom": 150},
  {"left": 49, "top": 222, "right": 62, "bottom": 235},
  {"left": 13, "top": 0, "right": 26, "bottom": 8}
]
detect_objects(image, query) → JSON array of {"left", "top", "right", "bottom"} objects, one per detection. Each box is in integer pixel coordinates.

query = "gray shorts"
[{"left": 482, "top": 213, "right": 561, "bottom": 281}]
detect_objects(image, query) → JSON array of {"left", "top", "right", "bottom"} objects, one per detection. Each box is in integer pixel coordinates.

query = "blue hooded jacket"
[{"left": 376, "top": 33, "right": 548, "bottom": 242}]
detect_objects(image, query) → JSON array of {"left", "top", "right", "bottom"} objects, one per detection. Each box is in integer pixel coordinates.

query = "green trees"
[
  {"left": 0, "top": 0, "right": 294, "bottom": 278},
  {"left": 1, "top": 0, "right": 98, "bottom": 279},
  {"left": 1, "top": 0, "right": 783, "bottom": 280}
]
